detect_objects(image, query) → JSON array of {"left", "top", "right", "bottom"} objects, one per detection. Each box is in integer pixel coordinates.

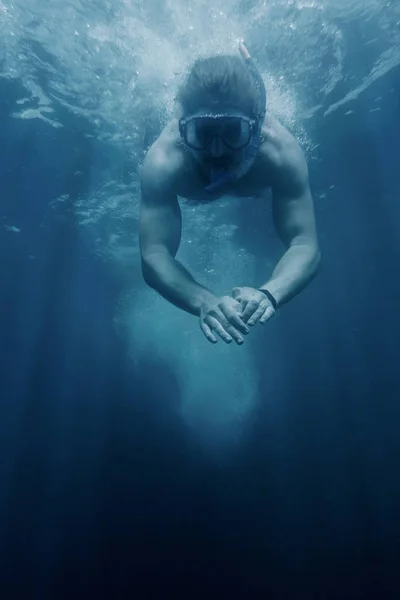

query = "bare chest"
[{"left": 176, "top": 159, "right": 271, "bottom": 203}]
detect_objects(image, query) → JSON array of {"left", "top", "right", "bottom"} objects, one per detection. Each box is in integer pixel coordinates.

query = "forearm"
[
  {"left": 260, "top": 243, "right": 321, "bottom": 308},
  {"left": 142, "top": 252, "right": 216, "bottom": 316}
]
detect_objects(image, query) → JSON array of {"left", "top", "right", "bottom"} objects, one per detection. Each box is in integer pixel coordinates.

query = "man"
[{"left": 139, "top": 42, "right": 321, "bottom": 346}]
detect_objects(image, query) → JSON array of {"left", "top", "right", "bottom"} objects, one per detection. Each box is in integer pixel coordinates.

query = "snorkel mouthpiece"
[{"left": 205, "top": 167, "right": 237, "bottom": 194}]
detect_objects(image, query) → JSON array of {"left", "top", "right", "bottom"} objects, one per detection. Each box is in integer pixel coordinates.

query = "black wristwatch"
[{"left": 258, "top": 288, "right": 278, "bottom": 310}]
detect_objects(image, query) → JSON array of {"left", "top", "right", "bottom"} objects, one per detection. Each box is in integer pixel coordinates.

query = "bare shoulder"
[
  {"left": 260, "top": 116, "right": 308, "bottom": 190},
  {"left": 141, "top": 120, "right": 185, "bottom": 195}
]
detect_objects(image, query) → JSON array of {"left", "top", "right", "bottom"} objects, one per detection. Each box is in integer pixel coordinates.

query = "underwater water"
[{"left": 0, "top": 0, "right": 400, "bottom": 597}]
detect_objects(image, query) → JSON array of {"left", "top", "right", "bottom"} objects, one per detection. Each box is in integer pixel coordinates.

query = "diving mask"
[{"left": 179, "top": 114, "right": 258, "bottom": 152}]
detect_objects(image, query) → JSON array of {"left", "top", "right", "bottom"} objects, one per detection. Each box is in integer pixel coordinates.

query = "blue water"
[{"left": 1, "top": 1, "right": 400, "bottom": 598}]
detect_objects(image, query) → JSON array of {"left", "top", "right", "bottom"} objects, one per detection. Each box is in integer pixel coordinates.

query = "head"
[{"left": 177, "top": 55, "right": 262, "bottom": 168}]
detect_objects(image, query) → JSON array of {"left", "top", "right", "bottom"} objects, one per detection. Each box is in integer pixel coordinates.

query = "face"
[{"left": 181, "top": 106, "right": 255, "bottom": 169}]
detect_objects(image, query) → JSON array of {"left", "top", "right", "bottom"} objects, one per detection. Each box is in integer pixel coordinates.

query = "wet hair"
[{"left": 177, "top": 55, "right": 259, "bottom": 117}]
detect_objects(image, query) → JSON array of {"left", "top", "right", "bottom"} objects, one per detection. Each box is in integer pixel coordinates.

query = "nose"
[{"left": 209, "top": 136, "right": 224, "bottom": 157}]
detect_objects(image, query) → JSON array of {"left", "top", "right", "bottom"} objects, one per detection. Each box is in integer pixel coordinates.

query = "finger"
[
  {"left": 206, "top": 316, "right": 235, "bottom": 344},
  {"left": 200, "top": 320, "right": 218, "bottom": 344},
  {"left": 241, "top": 299, "right": 263, "bottom": 324},
  {"left": 230, "top": 290, "right": 247, "bottom": 317},
  {"left": 238, "top": 300, "right": 248, "bottom": 316},
  {"left": 259, "top": 305, "right": 276, "bottom": 325},
  {"left": 221, "top": 307, "right": 249, "bottom": 335},
  {"left": 225, "top": 325, "right": 245, "bottom": 344},
  {"left": 214, "top": 312, "right": 246, "bottom": 344},
  {"left": 223, "top": 321, "right": 247, "bottom": 344},
  {"left": 219, "top": 320, "right": 245, "bottom": 345},
  {"left": 247, "top": 303, "right": 268, "bottom": 326}
]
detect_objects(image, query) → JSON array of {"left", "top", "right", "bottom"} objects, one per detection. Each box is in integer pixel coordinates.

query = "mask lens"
[
  {"left": 184, "top": 118, "right": 214, "bottom": 150},
  {"left": 221, "top": 117, "right": 251, "bottom": 150},
  {"left": 194, "top": 118, "right": 216, "bottom": 149}
]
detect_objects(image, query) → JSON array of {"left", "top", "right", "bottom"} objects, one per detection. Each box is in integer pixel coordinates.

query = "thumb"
[{"left": 231, "top": 286, "right": 242, "bottom": 300}]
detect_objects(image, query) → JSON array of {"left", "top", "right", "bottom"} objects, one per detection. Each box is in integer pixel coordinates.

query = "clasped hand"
[{"left": 199, "top": 286, "right": 276, "bottom": 345}]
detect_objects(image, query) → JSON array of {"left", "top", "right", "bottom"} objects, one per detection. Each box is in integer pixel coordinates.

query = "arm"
[
  {"left": 139, "top": 146, "right": 217, "bottom": 316},
  {"left": 260, "top": 137, "right": 321, "bottom": 307}
]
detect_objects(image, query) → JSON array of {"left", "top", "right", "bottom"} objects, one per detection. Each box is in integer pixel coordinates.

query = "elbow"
[
  {"left": 312, "top": 245, "right": 322, "bottom": 275},
  {"left": 302, "top": 236, "right": 321, "bottom": 272},
  {"left": 141, "top": 250, "right": 167, "bottom": 289},
  {"left": 141, "top": 257, "right": 156, "bottom": 289}
]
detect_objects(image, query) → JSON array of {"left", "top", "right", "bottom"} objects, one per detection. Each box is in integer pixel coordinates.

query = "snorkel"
[{"left": 203, "top": 41, "right": 267, "bottom": 195}]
